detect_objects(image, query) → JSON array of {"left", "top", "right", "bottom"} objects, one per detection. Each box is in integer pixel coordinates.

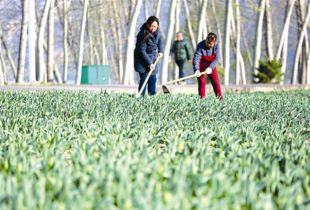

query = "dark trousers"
[
  {"left": 138, "top": 73, "right": 157, "bottom": 96},
  {"left": 175, "top": 59, "right": 186, "bottom": 78}
]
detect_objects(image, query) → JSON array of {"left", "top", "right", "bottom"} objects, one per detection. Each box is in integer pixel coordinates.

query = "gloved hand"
[
  {"left": 158, "top": 52, "right": 163, "bottom": 58},
  {"left": 149, "top": 64, "right": 155, "bottom": 71},
  {"left": 206, "top": 67, "right": 212, "bottom": 74},
  {"left": 195, "top": 70, "right": 201, "bottom": 77}
]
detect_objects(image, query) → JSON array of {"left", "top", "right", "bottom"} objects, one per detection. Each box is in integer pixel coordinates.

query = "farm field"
[{"left": 0, "top": 90, "right": 309, "bottom": 210}]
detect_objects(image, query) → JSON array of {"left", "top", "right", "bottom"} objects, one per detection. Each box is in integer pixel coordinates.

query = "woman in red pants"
[{"left": 193, "top": 32, "right": 223, "bottom": 100}]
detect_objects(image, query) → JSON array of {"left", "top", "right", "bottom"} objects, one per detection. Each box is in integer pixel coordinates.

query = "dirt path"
[{"left": 0, "top": 84, "right": 309, "bottom": 94}]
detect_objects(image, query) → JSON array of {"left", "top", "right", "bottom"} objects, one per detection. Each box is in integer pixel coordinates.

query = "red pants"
[{"left": 197, "top": 69, "right": 223, "bottom": 100}]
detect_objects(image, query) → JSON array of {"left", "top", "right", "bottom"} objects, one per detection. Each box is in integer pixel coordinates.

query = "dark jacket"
[
  {"left": 170, "top": 40, "right": 191, "bottom": 61},
  {"left": 134, "top": 23, "right": 163, "bottom": 75},
  {"left": 193, "top": 40, "right": 220, "bottom": 72}
]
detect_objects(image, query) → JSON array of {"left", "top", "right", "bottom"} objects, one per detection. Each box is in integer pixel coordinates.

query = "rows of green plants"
[{"left": 0, "top": 90, "right": 309, "bottom": 210}]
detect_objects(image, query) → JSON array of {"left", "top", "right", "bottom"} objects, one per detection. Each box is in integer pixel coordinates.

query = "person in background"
[
  {"left": 134, "top": 16, "right": 163, "bottom": 96},
  {"left": 193, "top": 32, "right": 223, "bottom": 100},
  {"left": 170, "top": 32, "right": 191, "bottom": 81}
]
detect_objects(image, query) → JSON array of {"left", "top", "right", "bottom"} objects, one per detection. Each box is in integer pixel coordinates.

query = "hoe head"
[{"left": 162, "top": 85, "right": 170, "bottom": 94}]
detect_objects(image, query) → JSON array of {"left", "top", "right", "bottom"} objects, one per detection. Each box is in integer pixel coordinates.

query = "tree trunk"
[
  {"left": 112, "top": 1, "right": 124, "bottom": 83},
  {"left": 37, "top": 0, "right": 52, "bottom": 82},
  {"left": 295, "top": 0, "right": 309, "bottom": 84},
  {"left": 253, "top": 0, "right": 266, "bottom": 80},
  {"left": 144, "top": 0, "right": 149, "bottom": 20},
  {"left": 28, "top": 0, "right": 36, "bottom": 83},
  {"left": 55, "top": 0, "right": 78, "bottom": 71},
  {"left": 307, "top": 50, "right": 310, "bottom": 84},
  {"left": 292, "top": 1, "right": 310, "bottom": 84},
  {"left": 265, "top": 0, "right": 274, "bottom": 60},
  {"left": 230, "top": 5, "right": 246, "bottom": 85},
  {"left": 0, "top": 39, "right": 7, "bottom": 85},
  {"left": 87, "top": 2, "right": 94, "bottom": 64},
  {"left": 183, "top": 0, "right": 196, "bottom": 50},
  {"left": 161, "top": 0, "right": 177, "bottom": 84},
  {"left": 99, "top": 0, "right": 108, "bottom": 65},
  {"left": 211, "top": 0, "right": 223, "bottom": 68},
  {"left": 241, "top": 25, "right": 253, "bottom": 67},
  {"left": 224, "top": 0, "right": 232, "bottom": 85},
  {"left": 76, "top": 0, "right": 89, "bottom": 85},
  {"left": 197, "top": 0, "right": 208, "bottom": 42},
  {"left": 0, "top": 48, "right": 4, "bottom": 85},
  {"left": 174, "top": 0, "right": 180, "bottom": 80},
  {"left": 0, "top": 30, "right": 17, "bottom": 80},
  {"left": 47, "top": 0, "right": 55, "bottom": 82},
  {"left": 156, "top": 0, "right": 162, "bottom": 17},
  {"left": 276, "top": 0, "right": 296, "bottom": 84},
  {"left": 17, "top": 0, "right": 29, "bottom": 83},
  {"left": 235, "top": 0, "right": 241, "bottom": 84},
  {"left": 111, "top": 0, "right": 122, "bottom": 82},
  {"left": 43, "top": 40, "right": 62, "bottom": 83},
  {"left": 63, "top": 0, "right": 69, "bottom": 83},
  {"left": 123, "top": 0, "right": 142, "bottom": 85}
]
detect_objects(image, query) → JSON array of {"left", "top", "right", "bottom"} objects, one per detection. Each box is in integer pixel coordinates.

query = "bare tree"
[
  {"left": 197, "top": 0, "right": 208, "bottom": 42},
  {"left": 211, "top": 0, "right": 223, "bottom": 68},
  {"left": 0, "top": 38, "right": 6, "bottom": 85},
  {"left": 265, "top": 0, "right": 274, "bottom": 60},
  {"left": 307, "top": 49, "right": 310, "bottom": 84},
  {"left": 0, "top": 50, "right": 4, "bottom": 85},
  {"left": 0, "top": 30, "right": 17, "bottom": 80},
  {"left": 111, "top": 0, "right": 122, "bottom": 82},
  {"left": 28, "top": 0, "right": 36, "bottom": 83},
  {"left": 224, "top": 0, "right": 232, "bottom": 85},
  {"left": 183, "top": 0, "right": 196, "bottom": 50},
  {"left": 276, "top": 0, "right": 296, "bottom": 84},
  {"left": 156, "top": 0, "right": 162, "bottom": 17},
  {"left": 37, "top": 0, "right": 52, "bottom": 82},
  {"left": 63, "top": 0, "right": 69, "bottom": 83},
  {"left": 161, "top": 0, "right": 177, "bottom": 84},
  {"left": 294, "top": 0, "right": 309, "bottom": 84},
  {"left": 87, "top": 1, "right": 94, "bottom": 64},
  {"left": 229, "top": 4, "right": 246, "bottom": 85},
  {"left": 173, "top": 0, "right": 181, "bottom": 80},
  {"left": 17, "top": 0, "right": 29, "bottom": 83},
  {"left": 47, "top": 0, "right": 55, "bottom": 82},
  {"left": 234, "top": 4, "right": 240, "bottom": 85},
  {"left": 123, "top": 0, "right": 142, "bottom": 85},
  {"left": 99, "top": 0, "right": 108, "bottom": 65},
  {"left": 253, "top": 0, "right": 266, "bottom": 80},
  {"left": 76, "top": 0, "right": 89, "bottom": 85},
  {"left": 292, "top": 1, "right": 310, "bottom": 84}
]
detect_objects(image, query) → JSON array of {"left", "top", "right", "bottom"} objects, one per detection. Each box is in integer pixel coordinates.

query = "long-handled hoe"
[
  {"left": 136, "top": 54, "right": 163, "bottom": 98},
  {"left": 162, "top": 70, "right": 209, "bottom": 93}
]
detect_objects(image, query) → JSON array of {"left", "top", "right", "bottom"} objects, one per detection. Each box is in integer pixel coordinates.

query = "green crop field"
[{"left": 0, "top": 91, "right": 309, "bottom": 210}]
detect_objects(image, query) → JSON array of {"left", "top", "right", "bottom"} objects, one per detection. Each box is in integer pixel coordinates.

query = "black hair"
[
  {"left": 143, "top": 16, "right": 160, "bottom": 42},
  {"left": 146, "top": 16, "right": 160, "bottom": 26},
  {"left": 207, "top": 32, "right": 217, "bottom": 41}
]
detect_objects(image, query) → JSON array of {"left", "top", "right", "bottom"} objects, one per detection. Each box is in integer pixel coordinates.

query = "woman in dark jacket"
[{"left": 134, "top": 16, "right": 163, "bottom": 96}]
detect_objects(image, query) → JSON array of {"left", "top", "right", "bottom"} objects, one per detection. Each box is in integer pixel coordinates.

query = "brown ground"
[{"left": 0, "top": 84, "right": 309, "bottom": 94}]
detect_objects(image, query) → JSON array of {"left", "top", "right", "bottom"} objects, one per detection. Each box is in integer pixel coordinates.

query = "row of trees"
[{"left": 0, "top": 0, "right": 309, "bottom": 85}]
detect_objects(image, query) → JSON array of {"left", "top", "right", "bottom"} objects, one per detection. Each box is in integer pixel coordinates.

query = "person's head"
[
  {"left": 205, "top": 32, "right": 217, "bottom": 49},
  {"left": 176, "top": 32, "right": 183, "bottom": 41},
  {"left": 146, "top": 16, "right": 159, "bottom": 33}
]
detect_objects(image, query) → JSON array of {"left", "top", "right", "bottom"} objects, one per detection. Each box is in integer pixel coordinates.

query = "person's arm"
[
  {"left": 193, "top": 44, "right": 202, "bottom": 72},
  {"left": 170, "top": 44, "right": 174, "bottom": 56},
  {"left": 209, "top": 44, "right": 220, "bottom": 69},
  {"left": 185, "top": 41, "right": 191, "bottom": 60},
  {"left": 136, "top": 32, "right": 153, "bottom": 65}
]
